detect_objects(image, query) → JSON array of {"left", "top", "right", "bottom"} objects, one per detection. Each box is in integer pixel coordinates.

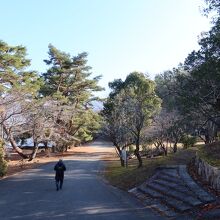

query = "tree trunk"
[
  {"left": 52, "top": 145, "right": 55, "bottom": 153},
  {"left": 44, "top": 141, "right": 50, "bottom": 157},
  {"left": 135, "top": 138, "right": 142, "bottom": 168},
  {"left": 65, "top": 144, "right": 68, "bottom": 152},
  {"left": 173, "top": 142, "right": 178, "bottom": 153},
  {"left": 2, "top": 123, "right": 28, "bottom": 159},
  {"left": 205, "top": 133, "right": 210, "bottom": 144},
  {"left": 121, "top": 158, "right": 125, "bottom": 167},
  {"left": 198, "top": 135, "right": 206, "bottom": 144},
  {"left": 164, "top": 147, "right": 168, "bottom": 156},
  {"left": 119, "top": 154, "right": 124, "bottom": 167},
  {"left": 162, "top": 144, "right": 168, "bottom": 156},
  {"left": 113, "top": 143, "right": 124, "bottom": 167},
  {"left": 29, "top": 141, "right": 39, "bottom": 161}
]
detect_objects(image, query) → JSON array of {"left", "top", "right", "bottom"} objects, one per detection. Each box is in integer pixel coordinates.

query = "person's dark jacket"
[{"left": 54, "top": 161, "right": 66, "bottom": 181}]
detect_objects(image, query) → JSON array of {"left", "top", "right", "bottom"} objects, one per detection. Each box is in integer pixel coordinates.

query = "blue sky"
[{"left": 0, "top": 0, "right": 211, "bottom": 97}]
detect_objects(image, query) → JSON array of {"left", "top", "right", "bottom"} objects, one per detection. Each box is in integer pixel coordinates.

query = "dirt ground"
[{"left": 2, "top": 143, "right": 115, "bottom": 179}]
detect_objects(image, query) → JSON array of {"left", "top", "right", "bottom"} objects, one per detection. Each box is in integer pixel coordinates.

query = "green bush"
[
  {"left": 181, "top": 135, "right": 197, "bottom": 149},
  {"left": 0, "top": 140, "right": 7, "bottom": 177},
  {"left": 142, "top": 145, "right": 147, "bottom": 153},
  {"left": 128, "top": 145, "right": 135, "bottom": 153}
]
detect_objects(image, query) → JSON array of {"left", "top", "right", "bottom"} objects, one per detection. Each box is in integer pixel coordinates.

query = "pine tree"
[
  {"left": 0, "top": 139, "right": 7, "bottom": 177},
  {"left": 41, "top": 45, "right": 103, "bottom": 149},
  {"left": 0, "top": 40, "right": 42, "bottom": 159}
]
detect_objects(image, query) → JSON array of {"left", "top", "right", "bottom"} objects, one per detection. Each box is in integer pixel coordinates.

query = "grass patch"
[
  {"left": 197, "top": 141, "right": 220, "bottom": 167},
  {"left": 104, "top": 147, "right": 197, "bottom": 190}
]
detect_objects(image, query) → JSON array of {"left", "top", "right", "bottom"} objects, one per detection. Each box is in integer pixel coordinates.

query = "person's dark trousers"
[{"left": 56, "top": 180, "right": 63, "bottom": 190}]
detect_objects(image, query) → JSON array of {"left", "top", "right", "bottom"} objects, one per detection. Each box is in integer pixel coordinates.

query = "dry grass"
[
  {"left": 104, "top": 147, "right": 197, "bottom": 190},
  {"left": 197, "top": 141, "right": 220, "bottom": 167}
]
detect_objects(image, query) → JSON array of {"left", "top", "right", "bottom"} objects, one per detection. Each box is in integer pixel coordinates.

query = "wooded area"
[
  {"left": 102, "top": 0, "right": 220, "bottom": 168},
  {"left": 0, "top": 42, "right": 103, "bottom": 175},
  {"left": 1, "top": 0, "right": 220, "bottom": 175}
]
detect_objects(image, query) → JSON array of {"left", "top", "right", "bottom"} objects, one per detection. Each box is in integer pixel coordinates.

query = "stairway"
[{"left": 129, "top": 165, "right": 215, "bottom": 218}]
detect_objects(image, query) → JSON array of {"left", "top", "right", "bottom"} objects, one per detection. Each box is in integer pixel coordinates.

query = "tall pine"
[{"left": 41, "top": 45, "right": 103, "bottom": 147}]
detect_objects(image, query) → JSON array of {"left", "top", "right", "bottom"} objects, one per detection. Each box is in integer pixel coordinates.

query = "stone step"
[
  {"left": 157, "top": 172, "right": 183, "bottom": 185},
  {"left": 147, "top": 182, "right": 202, "bottom": 207},
  {"left": 160, "top": 168, "right": 179, "bottom": 177},
  {"left": 129, "top": 188, "right": 160, "bottom": 211},
  {"left": 163, "top": 197, "right": 192, "bottom": 212},
  {"left": 186, "top": 182, "right": 214, "bottom": 203},
  {"left": 158, "top": 167, "right": 215, "bottom": 203},
  {"left": 153, "top": 179, "right": 202, "bottom": 199},
  {"left": 138, "top": 185, "right": 192, "bottom": 212},
  {"left": 138, "top": 185, "right": 163, "bottom": 197},
  {"left": 154, "top": 177, "right": 185, "bottom": 188},
  {"left": 156, "top": 176, "right": 184, "bottom": 189},
  {"left": 150, "top": 202, "right": 178, "bottom": 217},
  {"left": 159, "top": 170, "right": 179, "bottom": 178},
  {"left": 178, "top": 166, "right": 215, "bottom": 203},
  {"left": 132, "top": 186, "right": 179, "bottom": 218},
  {"left": 129, "top": 187, "right": 150, "bottom": 203}
]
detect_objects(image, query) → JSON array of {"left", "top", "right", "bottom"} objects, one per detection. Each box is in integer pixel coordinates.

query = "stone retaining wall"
[{"left": 194, "top": 153, "right": 220, "bottom": 191}]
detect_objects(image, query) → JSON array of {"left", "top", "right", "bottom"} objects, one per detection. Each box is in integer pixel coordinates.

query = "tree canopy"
[
  {"left": 0, "top": 41, "right": 103, "bottom": 161},
  {"left": 103, "top": 72, "right": 161, "bottom": 167}
]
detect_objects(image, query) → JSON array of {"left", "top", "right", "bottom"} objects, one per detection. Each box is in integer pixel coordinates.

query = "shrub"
[
  {"left": 0, "top": 139, "right": 7, "bottom": 177},
  {"left": 128, "top": 145, "right": 135, "bottom": 153},
  {"left": 181, "top": 134, "right": 197, "bottom": 149}
]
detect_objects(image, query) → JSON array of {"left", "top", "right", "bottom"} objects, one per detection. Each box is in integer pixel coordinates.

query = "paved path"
[{"left": 0, "top": 140, "right": 163, "bottom": 220}]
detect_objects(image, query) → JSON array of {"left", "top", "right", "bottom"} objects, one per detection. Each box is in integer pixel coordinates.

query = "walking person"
[{"left": 54, "top": 159, "right": 66, "bottom": 191}]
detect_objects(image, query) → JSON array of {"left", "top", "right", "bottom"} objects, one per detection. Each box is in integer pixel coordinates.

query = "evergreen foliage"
[
  {"left": 40, "top": 45, "right": 103, "bottom": 150},
  {"left": 154, "top": 1, "right": 220, "bottom": 144},
  {"left": 0, "top": 139, "right": 7, "bottom": 177},
  {"left": 180, "top": 135, "right": 197, "bottom": 149},
  {"left": 0, "top": 40, "right": 103, "bottom": 159}
]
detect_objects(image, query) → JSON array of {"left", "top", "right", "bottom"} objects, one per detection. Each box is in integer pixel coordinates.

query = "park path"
[{"left": 0, "top": 140, "right": 163, "bottom": 220}]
